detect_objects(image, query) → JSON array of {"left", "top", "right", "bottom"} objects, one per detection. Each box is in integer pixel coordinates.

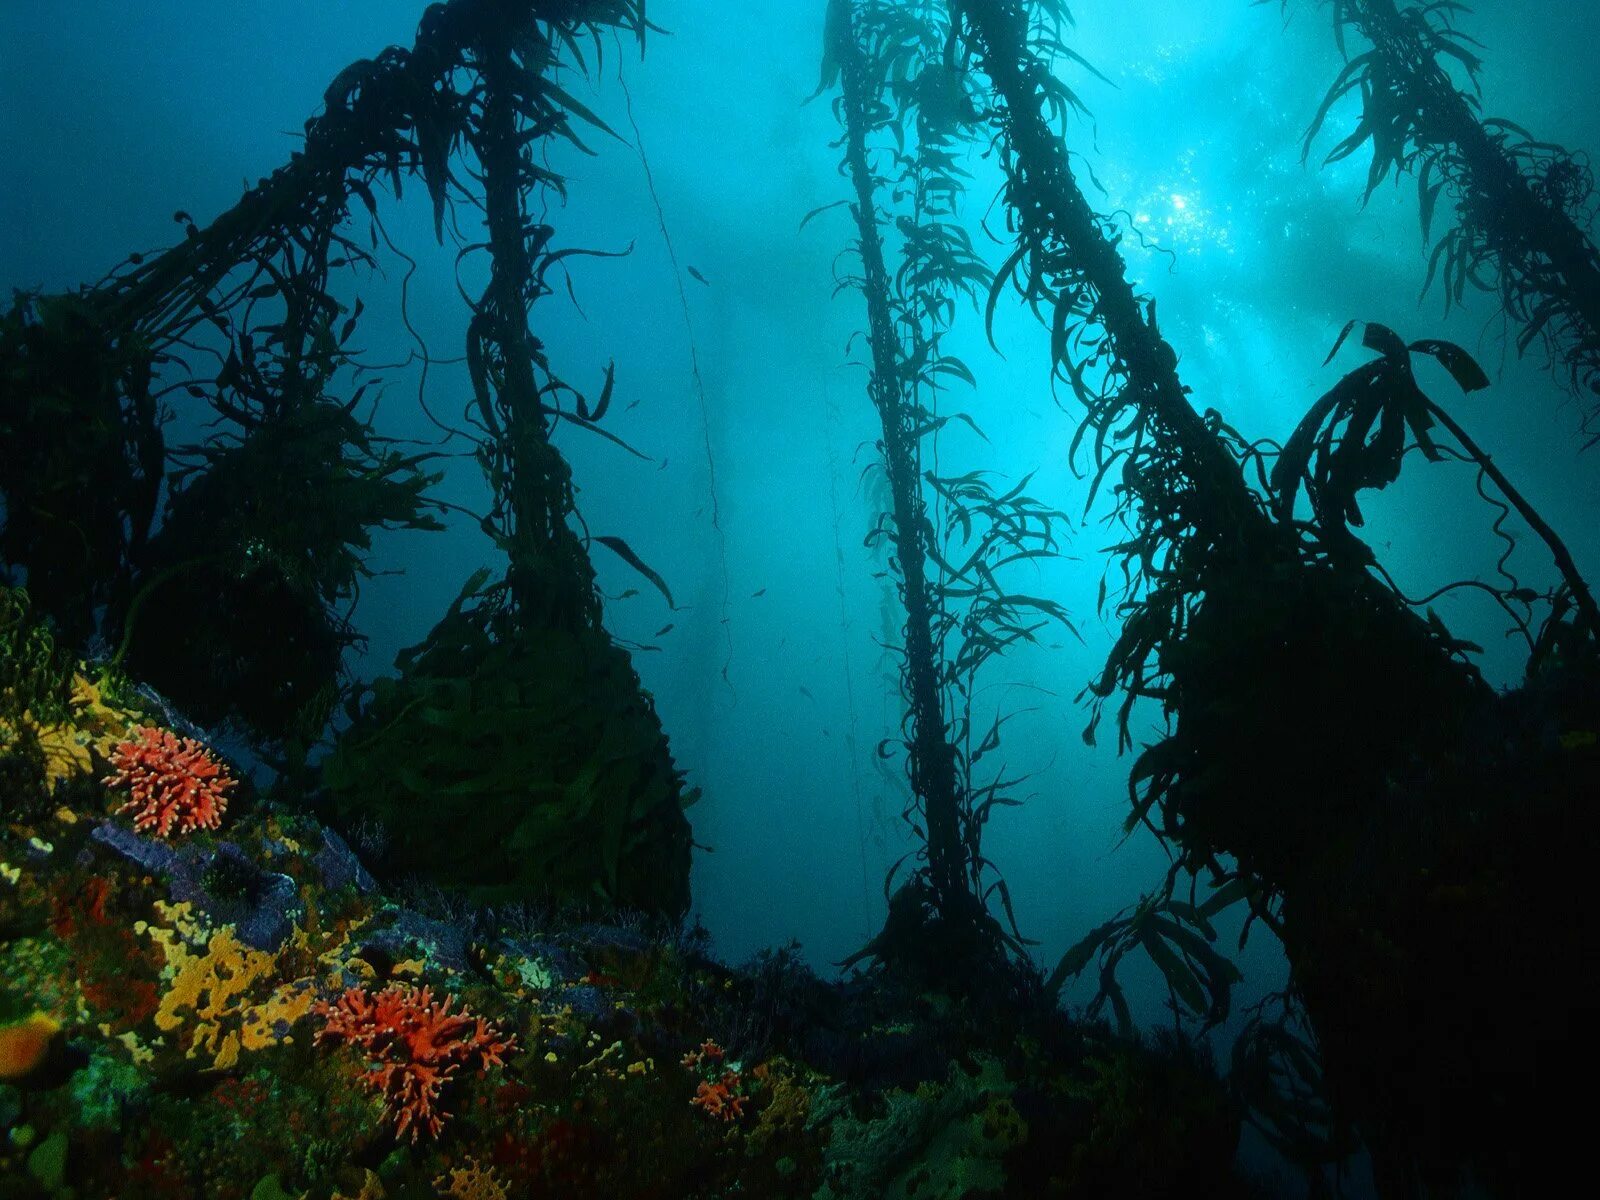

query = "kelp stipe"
[
  {"left": 2, "top": 0, "right": 695, "bottom": 916},
  {"left": 955, "top": 0, "right": 1600, "bottom": 1190},
  {"left": 814, "top": 0, "right": 1073, "bottom": 990},
  {"left": 947, "top": 0, "right": 1272, "bottom": 1040},
  {"left": 321, "top": 1, "right": 693, "bottom": 917}
]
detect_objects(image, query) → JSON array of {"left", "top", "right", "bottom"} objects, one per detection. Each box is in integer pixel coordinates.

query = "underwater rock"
[
  {"left": 568, "top": 921, "right": 652, "bottom": 954},
  {"left": 359, "top": 906, "right": 471, "bottom": 973},
  {"left": 89, "top": 819, "right": 179, "bottom": 875},
  {"left": 311, "top": 826, "right": 376, "bottom": 895},
  {"left": 810, "top": 1056, "right": 1023, "bottom": 1200},
  {"left": 129, "top": 682, "right": 212, "bottom": 743},
  {"left": 91, "top": 829, "right": 303, "bottom": 951},
  {"left": 178, "top": 859, "right": 302, "bottom": 954},
  {"left": 226, "top": 874, "right": 301, "bottom": 954},
  {"left": 558, "top": 983, "right": 613, "bottom": 1024},
  {"left": 496, "top": 937, "right": 584, "bottom": 987},
  {"left": 2, "top": 784, "right": 1254, "bottom": 1199}
]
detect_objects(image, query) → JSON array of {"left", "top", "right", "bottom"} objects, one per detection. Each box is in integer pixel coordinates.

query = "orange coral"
[
  {"left": 103, "top": 725, "right": 236, "bottom": 837},
  {"left": 683, "top": 1039, "right": 746, "bottom": 1121},
  {"left": 680, "top": 1039, "right": 726, "bottom": 1070},
  {"left": 315, "top": 984, "right": 516, "bottom": 1141},
  {"left": 690, "top": 1071, "right": 748, "bottom": 1122}
]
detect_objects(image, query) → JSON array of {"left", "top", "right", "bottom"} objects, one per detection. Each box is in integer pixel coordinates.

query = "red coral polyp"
[
  {"left": 691, "top": 1072, "right": 748, "bottom": 1122},
  {"left": 103, "top": 725, "right": 237, "bottom": 838},
  {"left": 314, "top": 984, "right": 516, "bottom": 1142}
]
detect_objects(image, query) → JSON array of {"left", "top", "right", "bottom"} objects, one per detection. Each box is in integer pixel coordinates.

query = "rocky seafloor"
[{"left": 0, "top": 664, "right": 1264, "bottom": 1199}]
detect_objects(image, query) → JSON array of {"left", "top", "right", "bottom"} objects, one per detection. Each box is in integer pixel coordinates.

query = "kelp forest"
[{"left": 0, "top": 0, "right": 1596, "bottom": 1197}]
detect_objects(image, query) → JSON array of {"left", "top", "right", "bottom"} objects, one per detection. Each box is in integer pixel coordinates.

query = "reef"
[{"left": 0, "top": 641, "right": 1262, "bottom": 1199}]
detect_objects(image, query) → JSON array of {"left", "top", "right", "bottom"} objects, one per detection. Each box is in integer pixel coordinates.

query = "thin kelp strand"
[{"left": 615, "top": 53, "right": 735, "bottom": 693}]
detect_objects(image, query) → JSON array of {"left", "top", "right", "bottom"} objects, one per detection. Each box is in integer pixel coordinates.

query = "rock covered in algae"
[{"left": 810, "top": 1055, "right": 1026, "bottom": 1200}]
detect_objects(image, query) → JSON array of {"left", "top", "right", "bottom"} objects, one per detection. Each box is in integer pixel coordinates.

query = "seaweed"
[
  {"left": 3, "top": 2, "right": 695, "bottom": 913},
  {"left": 323, "top": 570, "right": 692, "bottom": 914},
  {"left": 0, "top": 588, "right": 76, "bottom": 730},
  {"left": 0, "top": 293, "right": 163, "bottom": 647},
  {"left": 1273, "top": 320, "right": 1600, "bottom": 639},
  {"left": 323, "top": 1, "right": 694, "bottom": 917},
  {"left": 1283, "top": 0, "right": 1600, "bottom": 444},
  {"left": 954, "top": 0, "right": 1599, "bottom": 1188},
  {"left": 817, "top": 0, "right": 1072, "bottom": 985},
  {"left": 114, "top": 294, "right": 444, "bottom": 744},
  {"left": 1047, "top": 884, "right": 1247, "bottom": 1038},
  {"left": 4, "top": 0, "right": 1600, "bottom": 1190}
]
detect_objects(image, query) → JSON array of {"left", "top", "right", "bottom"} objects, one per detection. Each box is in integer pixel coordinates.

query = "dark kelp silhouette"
[
  {"left": 0, "top": 0, "right": 694, "bottom": 916},
  {"left": 316, "top": 2, "right": 695, "bottom": 915},
  {"left": 0, "top": 294, "right": 166, "bottom": 652},
  {"left": 1283, "top": 0, "right": 1600, "bottom": 446},
  {"left": 954, "top": 0, "right": 1598, "bottom": 1192},
  {"left": 816, "top": 0, "right": 1073, "bottom": 990}
]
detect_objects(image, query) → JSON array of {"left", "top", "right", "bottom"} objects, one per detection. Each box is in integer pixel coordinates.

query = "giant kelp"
[
  {"left": 1285, "top": 0, "right": 1600, "bottom": 445},
  {"left": 113, "top": 284, "right": 444, "bottom": 746},
  {"left": 0, "top": 294, "right": 164, "bottom": 651},
  {"left": 952, "top": 0, "right": 1599, "bottom": 1192},
  {"left": 2, "top": 0, "right": 694, "bottom": 916},
  {"left": 4, "top": 0, "right": 1599, "bottom": 1192},
  {"left": 817, "top": 0, "right": 1073, "bottom": 986},
  {"left": 322, "top": 568, "right": 692, "bottom": 913},
  {"left": 311, "top": 0, "right": 696, "bottom": 916}
]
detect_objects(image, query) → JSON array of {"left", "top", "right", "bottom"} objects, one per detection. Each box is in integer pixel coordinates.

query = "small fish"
[
  {"left": 687, "top": 266, "right": 709, "bottom": 285},
  {"left": 751, "top": 588, "right": 767, "bottom": 598},
  {"left": 798, "top": 686, "right": 815, "bottom": 701},
  {"left": 659, "top": 458, "right": 670, "bottom": 470},
  {"left": 617, "top": 588, "right": 640, "bottom": 600},
  {"left": 656, "top": 623, "right": 675, "bottom": 637}
]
